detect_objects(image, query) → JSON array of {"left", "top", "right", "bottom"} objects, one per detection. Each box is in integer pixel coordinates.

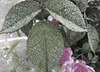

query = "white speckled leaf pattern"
[
  {"left": 27, "top": 21, "right": 64, "bottom": 72},
  {"left": 0, "top": 1, "right": 41, "bottom": 33},
  {"left": 87, "top": 24, "right": 99, "bottom": 53},
  {"left": 45, "top": 0, "right": 87, "bottom": 32}
]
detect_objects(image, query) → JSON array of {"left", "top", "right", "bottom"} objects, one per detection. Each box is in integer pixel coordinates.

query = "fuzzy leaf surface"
[
  {"left": 45, "top": 0, "right": 87, "bottom": 32},
  {"left": 87, "top": 24, "right": 99, "bottom": 53},
  {"left": 82, "top": 42, "right": 91, "bottom": 53},
  {"left": 0, "top": 1, "right": 41, "bottom": 33},
  {"left": 27, "top": 21, "right": 64, "bottom": 72}
]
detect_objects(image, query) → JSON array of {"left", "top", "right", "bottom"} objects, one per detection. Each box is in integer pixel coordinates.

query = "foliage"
[{"left": 0, "top": 0, "right": 100, "bottom": 72}]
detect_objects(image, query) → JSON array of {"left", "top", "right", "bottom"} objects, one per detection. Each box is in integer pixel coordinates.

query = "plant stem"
[
  {"left": 41, "top": 0, "right": 44, "bottom": 21},
  {"left": 14, "top": 58, "right": 25, "bottom": 69},
  {"left": 75, "top": 53, "right": 84, "bottom": 60}
]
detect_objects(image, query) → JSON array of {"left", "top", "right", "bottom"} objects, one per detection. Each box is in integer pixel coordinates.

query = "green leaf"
[
  {"left": 13, "top": 57, "right": 19, "bottom": 64},
  {"left": 74, "top": 0, "right": 89, "bottom": 12},
  {"left": 8, "top": 64, "right": 14, "bottom": 70},
  {"left": 87, "top": 8, "right": 100, "bottom": 25},
  {"left": 53, "top": 63, "right": 61, "bottom": 71},
  {"left": 91, "top": 55, "right": 99, "bottom": 63},
  {"left": 11, "top": 69, "right": 16, "bottom": 72},
  {"left": 63, "top": 26, "right": 67, "bottom": 34},
  {"left": 0, "top": 1, "right": 41, "bottom": 34},
  {"left": 89, "top": 0, "right": 100, "bottom": 7},
  {"left": 64, "top": 26, "right": 85, "bottom": 45},
  {"left": 87, "top": 24, "right": 99, "bottom": 53},
  {"left": 26, "top": 0, "right": 46, "bottom": 3},
  {"left": 19, "top": 63, "right": 31, "bottom": 70},
  {"left": 7, "top": 41, "right": 19, "bottom": 55},
  {"left": 35, "top": 9, "right": 50, "bottom": 20},
  {"left": 45, "top": 0, "right": 87, "bottom": 32},
  {"left": 74, "top": 47, "right": 81, "bottom": 52},
  {"left": 88, "top": 52, "right": 93, "bottom": 60},
  {"left": 21, "top": 20, "right": 33, "bottom": 36},
  {"left": 3, "top": 47, "right": 9, "bottom": 51},
  {"left": 82, "top": 42, "right": 91, "bottom": 53},
  {"left": 27, "top": 21, "right": 64, "bottom": 72},
  {"left": 34, "top": 68, "right": 41, "bottom": 72},
  {"left": 96, "top": 45, "right": 100, "bottom": 52}
]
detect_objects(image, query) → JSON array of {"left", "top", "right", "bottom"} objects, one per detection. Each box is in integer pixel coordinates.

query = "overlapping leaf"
[
  {"left": 45, "top": 0, "right": 87, "bottom": 32},
  {"left": 74, "top": 0, "right": 89, "bottom": 12},
  {"left": 87, "top": 24, "right": 99, "bottom": 53},
  {"left": 82, "top": 42, "right": 91, "bottom": 53},
  {"left": 27, "top": 21, "right": 64, "bottom": 72},
  {"left": 21, "top": 20, "right": 33, "bottom": 36},
  {"left": 64, "top": 26, "right": 85, "bottom": 45},
  {"left": 0, "top": 1, "right": 41, "bottom": 33}
]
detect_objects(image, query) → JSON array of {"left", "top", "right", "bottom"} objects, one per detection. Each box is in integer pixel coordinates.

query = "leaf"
[
  {"left": 89, "top": 0, "right": 100, "bottom": 7},
  {"left": 19, "top": 63, "right": 31, "bottom": 70},
  {"left": 0, "top": 1, "right": 41, "bottom": 34},
  {"left": 87, "top": 9, "right": 100, "bottom": 25},
  {"left": 13, "top": 57, "right": 19, "bottom": 64},
  {"left": 82, "top": 42, "right": 91, "bottom": 53},
  {"left": 7, "top": 41, "right": 19, "bottom": 55},
  {"left": 27, "top": 21, "right": 64, "bottom": 72},
  {"left": 88, "top": 52, "right": 93, "bottom": 60},
  {"left": 74, "top": 47, "right": 81, "bottom": 52},
  {"left": 21, "top": 20, "right": 33, "bottom": 36},
  {"left": 64, "top": 26, "right": 86, "bottom": 45},
  {"left": 91, "top": 55, "right": 99, "bottom": 63},
  {"left": 73, "top": 0, "right": 89, "bottom": 12},
  {"left": 8, "top": 64, "right": 14, "bottom": 70},
  {"left": 45, "top": 0, "right": 87, "bottom": 32},
  {"left": 26, "top": 0, "right": 46, "bottom": 3},
  {"left": 63, "top": 26, "right": 67, "bottom": 34},
  {"left": 35, "top": 9, "right": 50, "bottom": 20},
  {"left": 96, "top": 45, "right": 100, "bottom": 52},
  {"left": 34, "top": 68, "right": 41, "bottom": 72},
  {"left": 11, "top": 69, "right": 16, "bottom": 72},
  {"left": 3, "top": 47, "right": 9, "bottom": 51},
  {"left": 87, "top": 24, "right": 99, "bottom": 53}
]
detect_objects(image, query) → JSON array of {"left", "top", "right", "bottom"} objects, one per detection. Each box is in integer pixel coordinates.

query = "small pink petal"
[
  {"left": 52, "top": 19, "right": 59, "bottom": 26},
  {"left": 60, "top": 47, "right": 73, "bottom": 64},
  {"left": 75, "top": 60, "right": 79, "bottom": 63},
  {"left": 87, "top": 66, "right": 95, "bottom": 72},
  {"left": 58, "top": 65, "right": 70, "bottom": 72},
  {"left": 58, "top": 62, "right": 73, "bottom": 72},
  {"left": 81, "top": 61, "right": 86, "bottom": 65},
  {"left": 72, "top": 63, "right": 88, "bottom": 72}
]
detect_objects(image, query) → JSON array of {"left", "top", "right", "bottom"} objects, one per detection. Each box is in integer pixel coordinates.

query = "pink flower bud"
[{"left": 52, "top": 19, "right": 59, "bottom": 26}]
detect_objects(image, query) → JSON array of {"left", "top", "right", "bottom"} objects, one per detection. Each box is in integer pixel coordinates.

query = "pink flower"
[
  {"left": 88, "top": 0, "right": 94, "bottom": 2},
  {"left": 60, "top": 47, "right": 73, "bottom": 64},
  {"left": 58, "top": 47, "right": 95, "bottom": 72}
]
